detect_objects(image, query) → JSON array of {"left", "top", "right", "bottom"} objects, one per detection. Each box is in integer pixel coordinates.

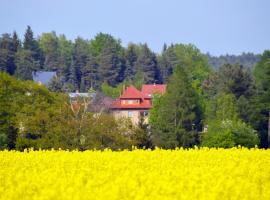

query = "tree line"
[
  {"left": 1, "top": 26, "right": 161, "bottom": 92},
  {"left": 207, "top": 53, "right": 260, "bottom": 69},
  {"left": 0, "top": 26, "right": 269, "bottom": 149},
  {"left": 149, "top": 51, "right": 270, "bottom": 149},
  {"left": 0, "top": 26, "right": 260, "bottom": 92}
]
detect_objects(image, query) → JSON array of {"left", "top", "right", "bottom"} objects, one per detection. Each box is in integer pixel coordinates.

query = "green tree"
[
  {"left": 202, "top": 92, "right": 259, "bottom": 148},
  {"left": 48, "top": 76, "right": 63, "bottom": 92},
  {"left": 98, "top": 39, "right": 124, "bottom": 86},
  {"left": 15, "top": 49, "right": 38, "bottom": 80},
  {"left": 205, "top": 93, "right": 238, "bottom": 123},
  {"left": 23, "top": 25, "right": 42, "bottom": 63},
  {"left": 172, "top": 44, "right": 211, "bottom": 94},
  {"left": 81, "top": 55, "right": 99, "bottom": 90},
  {"left": 206, "top": 63, "right": 255, "bottom": 99},
  {"left": 72, "top": 37, "right": 91, "bottom": 90},
  {"left": 202, "top": 120, "right": 259, "bottom": 148},
  {"left": 0, "top": 33, "right": 19, "bottom": 75},
  {"left": 124, "top": 43, "right": 138, "bottom": 81},
  {"left": 57, "top": 34, "right": 73, "bottom": 82},
  {"left": 135, "top": 44, "right": 160, "bottom": 84},
  {"left": 90, "top": 33, "right": 123, "bottom": 57},
  {"left": 150, "top": 65, "right": 202, "bottom": 148},
  {"left": 39, "top": 32, "right": 59, "bottom": 71},
  {"left": 253, "top": 50, "right": 270, "bottom": 147},
  {"left": 101, "top": 81, "right": 131, "bottom": 98},
  {"left": 158, "top": 44, "right": 178, "bottom": 83},
  {"left": 0, "top": 72, "right": 21, "bottom": 149}
]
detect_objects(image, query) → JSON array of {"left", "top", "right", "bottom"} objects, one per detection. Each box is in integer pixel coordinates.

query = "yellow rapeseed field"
[{"left": 0, "top": 148, "right": 269, "bottom": 200}]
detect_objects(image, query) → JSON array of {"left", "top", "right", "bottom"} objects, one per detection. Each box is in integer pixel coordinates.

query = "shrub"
[{"left": 202, "top": 120, "right": 259, "bottom": 148}]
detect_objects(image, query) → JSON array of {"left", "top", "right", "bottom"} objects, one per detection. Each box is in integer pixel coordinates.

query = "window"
[
  {"left": 128, "top": 100, "right": 133, "bottom": 104},
  {"left": 128, "top": 111, "right": 133, "bottom": 117}
]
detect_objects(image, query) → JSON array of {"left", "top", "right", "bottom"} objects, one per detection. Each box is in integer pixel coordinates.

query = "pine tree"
[
  {"left": 57, "top": 34, "right": 73, "bottom": 81},
  {"left": 98, "top": 40, "right": 123, "bottom": 86},
  {"left": 150, "top": 65, "right": 202, "bottom": 148},
  {"left": 253, "top": 50, "right": 270, "bottom": 147},
  {"left": 158, "top": 44, "right": 178, "bottom": 83},
  {"left": 23, "top": 26, "right": 42, "bottom": 66},
  {"left": 12, "top": 31, "right": 20, "bottom": 52},
  {"left": 0, "top": 33, "right": 18, "bottom": 75},
  {"left": 135, "top": 44, "right": 160, "bottom": 84},
  {"left": 124, "top": 44, "right": 138, "bottom": 81},
  {"left": 69, "top": 58, "right": 79, "bottom": 91},
  {"left": 15, "top": 49, "right": 37, "bottom": 80},
  {"left": 0, "top": 34, "right": 10, "bottom": 73},
  {"left": 81, "top": 55, "right": 99, "bottom": 90},
  {"left": 72, "top": 37, "right": 90, "bottom": 90}
]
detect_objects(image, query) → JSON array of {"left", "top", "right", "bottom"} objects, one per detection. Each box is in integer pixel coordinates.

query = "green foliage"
[
  {"left": 205, "top": 63, "right": 255, "bottom": 99},
  {"left": 133, "top": 71, "right": 144, "bottom": 90},
  {"left": 97, "top": 38, "right": 124, "bottom": 86},
  {"left": 0, "top": 72, "right": 139, "bottom": 150},
  {"left": 23, "top": 26, "right": 42, "bottom": 62},
  {"left": 207, "top": 52, "right": 260, "bottom": 69},
  {"left": 39, "top": 32, "right": 59, "bottom": 71},
  {"left": 150, "top": 65, "right": 202, "bottom": 148},
  {"left": 48, "top": 76, "right": 63, "bottom": 92},
  {"left": 205, "top": 93, "right": 238, "bottom": 123},
  {"left": 90, "top": 33, "right": 123, "bottom": 57},
  {"left": 0, "top": 32, "right": 20, "bottom": 75},
  {"left": 253, "top": 50, "right": 270, "bottom": 147},
  {"left": 158, "top": 44, "right": 177, "bottom": 83},
  {"left": 203, "top": 92, "right": 259, "bottom": 148},
  {"left": 173, "top": 44, "right": 211, "bottom": 91},
  {"left": 81, "top": 55, "right": 99, "bottom": 91},
  {"left": 124, "top": 44, "right": 138, "bottom": 82},
  {"left": 15, "top": 49, "right": 37, "bottom": 80},
  {"left": 101, "top": 81, "right": 131, "bottom": 98},
  {"left": 202, "top": 120, "right": 259, "bottom": 148},
  {"left": 202, "top": 121, "right": 235, "bottom": 148},
  {"left": 134, "top": 44, "right": 160, "bottom": 84},
  {"left": 0, "top": 26, "right": 269, "bottom": 149}
]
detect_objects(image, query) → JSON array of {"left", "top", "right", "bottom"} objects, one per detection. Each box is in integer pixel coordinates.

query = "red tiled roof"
[
  {"left": 111, "top": 99, "right": 151, "bottom": 109},
  {"left": 111, "top": 84, "right": 166, "bottom": 110},
  {"left": 141, "top": 84, "right": 166, "bottom": 97},
  {"left": 120, "top": 85, "right": 148, "bottom": 99}
]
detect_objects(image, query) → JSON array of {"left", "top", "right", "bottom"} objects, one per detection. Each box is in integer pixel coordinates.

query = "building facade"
[{"left": 111, "top": 84, "right": 166, "bottom": 125}]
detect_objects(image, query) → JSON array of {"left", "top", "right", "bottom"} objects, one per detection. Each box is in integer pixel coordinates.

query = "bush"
[{"left": 202, "top": 120, "right": 259, "bottom": 148}]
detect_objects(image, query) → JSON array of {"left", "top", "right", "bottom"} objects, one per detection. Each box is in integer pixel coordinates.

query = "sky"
[{"left": 0, "top": 0, "right": 269, "bottom": 56}]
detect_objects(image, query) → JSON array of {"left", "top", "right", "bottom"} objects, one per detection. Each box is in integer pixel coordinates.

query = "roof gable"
[{"left": 120, "top": 85, "right": 147, "bottom": 99}]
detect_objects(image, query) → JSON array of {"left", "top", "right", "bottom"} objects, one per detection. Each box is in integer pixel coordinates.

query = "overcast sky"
[{"left": 0, "top": 0, "right": 269, "bottom": 55}]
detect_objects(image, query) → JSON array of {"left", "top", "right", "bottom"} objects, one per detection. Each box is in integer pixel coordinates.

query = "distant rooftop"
[{"left": 32, "top": 71, "right": 56, "bottom": 86}]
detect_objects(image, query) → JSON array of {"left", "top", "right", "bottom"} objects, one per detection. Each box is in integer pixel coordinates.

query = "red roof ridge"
[
  {"left": 120, "top": 85, "right": 148, "bottom": 99},
  {"left": 141, "top": 84, "right": 166, "bottom": 96}
]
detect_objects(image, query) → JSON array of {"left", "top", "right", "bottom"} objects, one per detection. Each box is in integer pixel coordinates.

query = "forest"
[{"left": 0, "top": 26, "right": 269, "bottom": 150}]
